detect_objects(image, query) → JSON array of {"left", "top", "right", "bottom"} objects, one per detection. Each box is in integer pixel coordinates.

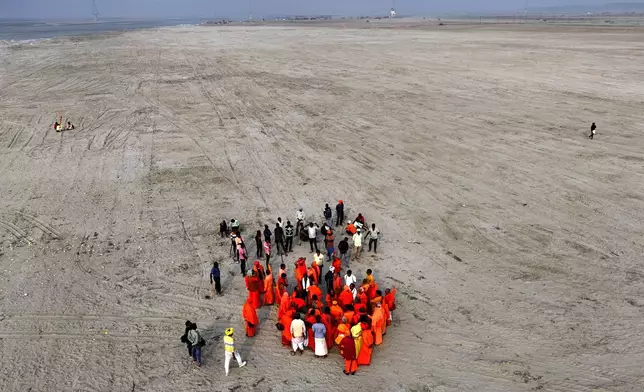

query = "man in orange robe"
[
  {"left": 321, "top": 307, "right": 334, "bottom": 349},
  {"left": 357, "top": 321, "right": 373, "bottom": 365},
  {"left": 277, "top": 292, "right": 290, "bottom": 319},
  {"left": 276, "top": 273, "right": 288, "bottom": 299},
  {"left": 332, "top": 257, "right": 342, "bottom": 275},
  {"left": 330, "top": 300, "right": 344, "bottom": 322},
  {"left": 308, "top": 282, "right": 322, "bottom": 305},
  {"left": 253, "top": 261, "right": 266, "bottom": 293},
  {"left": 384, "top": 287, "right": 397, "bottom": 326},
  {"left": 280, "top": 309, "right": 294, "bottom": 346},
  {"left": 339, "top": 286, "right": 353, "bottom": 309},
  {"left": 335, "top": 318, "right": 351, "bottom": 345},
  {"left": 371, "top": 302, "right": 385, "bottom": 345},
  {"left": 243, "top": 298, "right": 259, "bottom": 337},
  {"left": 305, "top": 309, "right": 317, "bottom": 351},
  {"left": 294, "top": 258, "right": 307, "bottom": 289},
  {"left": 245, "top": 271, "right": 262, "bottom": 309},
  {"left": 263, "top": 267, "right": 275, "bottom": 306},
  {"left": 339, "top": 335, "right": 358, "bottom": 375}
]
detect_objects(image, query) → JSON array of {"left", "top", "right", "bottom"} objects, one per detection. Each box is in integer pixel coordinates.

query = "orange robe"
[
  {"left": 245, "top": 275, "right": 262, "bottom": 309},
  {"left": 332, "top": 258, "right": 342, "bottom": 273},
  {"left": 335, "top": 322, "right": 351, "bottom": 345},
  {"left": 263, "top": 273, "right": 275, "bottom": 305},
  {"left": 339, "top": 335, "right": 358, "bottom": 374},
  {"left": 280, "top": 311, "right": 294, "bottom": 346},
  {"left": 357, "top": 326, "right": 373, "bottom": 365},
  {"left": 308, "top": 285, "right": 322, "bottom": 304},
  {"left": 276, "top": 276, "right": 287, "bottom": 298},
  {"left": 277, "top": 292, "right": 290, "bottom": 319},
  {"left": 322, "top": 313, "right": 333, "bottom": 349},
  {"left": 305, "top": 314, "right": 317, "bottom": 350},
  {"left": 371, "top": 307, "right": 385, "bottom": 345},
  {"left": 253, "top": 263, "right": 266, "bottom": 293},
  {"left": 243, "top": 301, "right": 259, "bottom": 337},
  {"left": 330, "top": 304, "right": 344, "bottom": 322},
  {"left": 294, "top": 259, "right": 307, "bottom": 289},
  {"left": 339, "top": 289, "right": 353, "bottom": 308}
]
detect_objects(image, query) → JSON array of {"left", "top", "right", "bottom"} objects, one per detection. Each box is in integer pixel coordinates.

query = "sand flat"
[{"left": 1, "top": 22, "right": 644, "bottom": 392}]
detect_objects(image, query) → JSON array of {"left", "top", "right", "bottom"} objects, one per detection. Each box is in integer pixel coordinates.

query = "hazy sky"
[{"left": 1, "top": 0, "right": 632, "bottom": 19}]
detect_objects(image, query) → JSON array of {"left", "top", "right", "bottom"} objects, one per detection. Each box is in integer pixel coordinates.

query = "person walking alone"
[
  {"left": 285, "top": 221, "right": 294, "bottom": 253},
  {"left": 589, "top": 122, "right": 597, "bottom": 140},
  {"left": 187, "top": 322, "right": 205, "bottom": 368},
  {"left": 223, "top": 328, "right": 247, "bottom": 376},
  {"left": 238, "top": 243, "right": 248, "bottom": 275},
  {"left": 208, "top": 262, "right": 221, "bottom": 298},
  {"left": 338, "top": 237, "right": 349, "bottom": 264}
]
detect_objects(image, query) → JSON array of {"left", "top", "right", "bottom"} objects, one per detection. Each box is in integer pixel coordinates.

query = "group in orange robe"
[
  {"left": 305, "top": 311, "right": 317, "bottom": 350},
  {"left": 243, "top": 298, "right": 259, "bottom": 337},
  {"left": 357, "top": 322, "right": 373, "bottom": 365}
]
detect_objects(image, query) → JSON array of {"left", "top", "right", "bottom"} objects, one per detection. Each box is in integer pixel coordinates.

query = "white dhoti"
[
  {"left": 292, "top": 336, "right": 305, "bottom": 352},
  {"left": 314, "top": 337, "right": 328, "bottom": 356}
]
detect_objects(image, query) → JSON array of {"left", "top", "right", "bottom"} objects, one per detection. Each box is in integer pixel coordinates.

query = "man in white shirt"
[
  {"left": 365, "top": 223, "right": 380, "bottom": 254},
  {"left": 290, "top": 313, "right": 307, "bottom": 355},
  {"left": 307, "top": 222, "right": 319, "bottom": 253},
  {"left": 296, "top": 208, "right": 305, "bottom": 235},
  {"left": 344, "top": 269, "right": 357, "bottom": 288},
  {"left": 352, "top": 229, "right": 362, "bottom": 261}
]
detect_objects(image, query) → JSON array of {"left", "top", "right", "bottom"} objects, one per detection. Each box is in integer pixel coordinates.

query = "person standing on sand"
[
  {"left": 238, "top": 243, "right": 248, "bottom": 275},
  {"left": 180, "top": 320, "right": 194, "bottom": 358},
  {"left": 263, "top": 224, "right": 272, "bottom": 243},
  {"left": 338, "top": 237, "right": 349, "bottom": 263},
  {"left": 208, "top": 262, "right": 221, "bottom": 298},
  {"left": 242, "top": 297, "right": 259, "bottom": 337},
  {"left": 335, "top": 200, "right": 344, "bottom": 227},
  {"left": 312, "top": 315, "right": 328, "bottom": 357},
  {"left": 296, "top": 207, "right": 306, "bottom": 236},
  {"left": 324, "top": 204, "right": 333, "bottom": 228},
  {"left": 224, "top": 328, "right": 247, "bottom": 376},
  {"left": 589, "top": 122, "right": 597, "bottom": 140},
  {"left": 285, "top": 221, "right": 294, "bottom": 252},
  {"left": 255, "top": 230, "right": 263, "bottom": 258},
  {"left": 264, "top": 240, "right": 272, "bottom": 269},
  {"left": 365, "top": 223, "right": 380, "bottom": 254},
  {"left": 187, "top": 322, "right": 204, "bottom": 368},
  {"left": 275, "top": 222, "right": 286, "bottom": 256},
  {"left": 220, "top": 220, "right": 229, "bottom": 238},
  {"left": 325, "top": 229, "right": 335, "bottom": 261},
  {"left": 307, "top": 222, "right": 319, "bottom": 252},
  {"left": 290, "top": 313, "right": 307, "bottom": 355}
]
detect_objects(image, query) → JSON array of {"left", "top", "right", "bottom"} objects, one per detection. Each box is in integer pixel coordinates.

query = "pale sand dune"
[{"left": 1, "top": 23, "right": 644, "bottom": 392}]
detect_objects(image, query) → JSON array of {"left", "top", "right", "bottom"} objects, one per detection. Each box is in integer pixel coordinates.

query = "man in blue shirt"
[{"left": 208, "top": 262, "right": 221, "bottom": 298}]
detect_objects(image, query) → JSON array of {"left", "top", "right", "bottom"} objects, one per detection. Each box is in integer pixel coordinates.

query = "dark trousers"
[
  {"left": 191, "top": 346, "right": 201, "bottom": 365},
  {"left": 256, "top": 241, "right": 262, "bottom": 258},
  {"left": 240, "top": 259, "right": 246, "bottom": 275},
  {"left": 214, "top": 277, "right": 221, "bottom": 294},
  {"left": 276, "top": 238, "right": 286, "bottom": 254},
  {"left": 336, "top": 212, "right": 344, "bottom": 226},
  {"left": 369, "top": 239, "right": 378, "bottom": 253},
  {"left": 186, "top": 343, "right": 192, "bottom": 357},
  {"left": 309, "top": 238, "right": 318, "bottom": 252},
  {"left": 265, "top": 254, "right": 271, "bottom": 269},
  {"left": 285, "top": 236, "right": 293, "bottom": 252}
]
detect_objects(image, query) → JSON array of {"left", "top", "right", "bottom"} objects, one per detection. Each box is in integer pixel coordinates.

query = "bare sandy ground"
[{"left": 1, "top": 22, "right": 644, "bottom": 392}]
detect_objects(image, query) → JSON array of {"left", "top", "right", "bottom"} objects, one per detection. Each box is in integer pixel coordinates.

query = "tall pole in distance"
[{"left": 248, "top": 0, "right": 253, "bottom": 22}]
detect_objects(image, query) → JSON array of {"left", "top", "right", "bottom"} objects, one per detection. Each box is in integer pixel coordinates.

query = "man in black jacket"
[
  {"left": 338, "top": 237, "right": 349, "bottom": 263},
  {"left": 335, "top": 200, "right": 344, "bottom": 227},
  {"left": 274, "top": 223, "right": 286, "bottom": 255}
]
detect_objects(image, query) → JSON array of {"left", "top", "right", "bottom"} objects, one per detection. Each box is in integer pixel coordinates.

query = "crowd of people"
[{"left": 186, "top": 201, "right": 392, "bottom": 376}]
